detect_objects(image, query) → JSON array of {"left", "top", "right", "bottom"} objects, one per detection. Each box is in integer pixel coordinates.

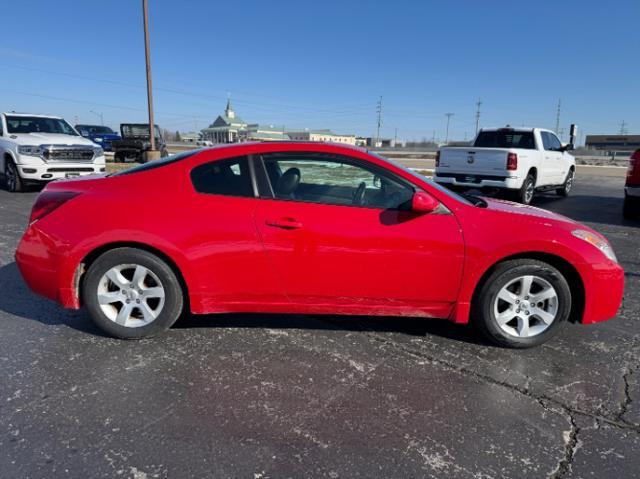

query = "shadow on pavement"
[
  {"left": 530, "top": 193, "right": 636, "bottom": 228},
  {"left": 0, "top": 261, "right": 488, "bottom": 346}
]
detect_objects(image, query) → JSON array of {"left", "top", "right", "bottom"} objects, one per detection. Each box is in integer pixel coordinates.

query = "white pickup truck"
[
  {"left": 0, "top": 112, "right": 106, "bottom": 192},
  {"left": 434, "top": 127, "right": 575, "bottom": 204}
]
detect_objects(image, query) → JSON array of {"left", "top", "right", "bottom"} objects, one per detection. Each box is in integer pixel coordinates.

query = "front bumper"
[
  {"left": 17, "top": 158, "right": 106, "bottom": 182},
  {"left": 580, "top": 260, "right": 625, "bottom": 324},
  {"left": 434, "top": 173, "right": 522, "bottom": 190}
]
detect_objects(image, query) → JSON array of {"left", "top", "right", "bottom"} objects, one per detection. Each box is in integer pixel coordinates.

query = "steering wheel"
[{"left": 353, "top": 182, "right": 367, "bottom": 206}]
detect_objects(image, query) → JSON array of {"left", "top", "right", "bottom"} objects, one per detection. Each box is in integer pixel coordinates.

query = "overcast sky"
[{"left": 1, "top": 0, "right": 638, "bottom": 142}]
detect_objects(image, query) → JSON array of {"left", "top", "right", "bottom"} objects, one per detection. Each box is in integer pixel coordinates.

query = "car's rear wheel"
[
  {"left": 5, "top": 160, "right": 24, "bottom": 192},
  {"left": 473, "top": 259, "right": 571, "bottom": 348},
  {"left": 556, "top": 169, "right": 574, "bottom": 197},
  {"left": 83, "top": 248, "right": 184, "bottom": 339},
  {"left": 515, "top": 173, "right": 535, "bottom": 204},
  {"left": 623, "top": 194, "right": 639, "bottom": 220}
]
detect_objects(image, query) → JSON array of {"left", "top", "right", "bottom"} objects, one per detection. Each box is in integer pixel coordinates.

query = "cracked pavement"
[{"left": 0, "top": 175, "right": 638, "bottom": 478}]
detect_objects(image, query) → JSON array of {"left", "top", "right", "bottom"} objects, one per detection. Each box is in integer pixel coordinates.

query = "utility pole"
[
  {"left": 394, "top": 127, "right": 398, "bottom": 146},
  {"left": 474, "top": 98, "right": 482, "bottom": 135},
  {"left": 444, "top": 113, "right": 454, "bottom": 144},
  {"left": 142, "top": 0, "right": 158, "bottom": 158},
  {"left": 555, "top": 98, "right": 561, "bottom": 134},
  {"left": 432, "top": 130, "right": 436, "bottom": 144},
  {"left": 89, "top": 110, "right": 104, "bottom": 125},
  {"left": 619, "top": 120, "right": 628, "bottom": 135},
  {"left": 375, "top": 96, "right": 382, "bottom": 146}
]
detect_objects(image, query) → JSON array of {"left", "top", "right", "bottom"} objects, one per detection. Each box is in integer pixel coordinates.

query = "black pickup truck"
[{"left": 112, "top": 124, "right": 169, "bottom": 163}]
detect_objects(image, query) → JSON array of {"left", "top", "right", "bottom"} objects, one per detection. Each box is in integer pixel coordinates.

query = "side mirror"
[
  {"left": 411, "top": 191, "right": 439, "bottom": 214},
  {"left": 560, "top": 143, "right": 574, "bottom": 152}
]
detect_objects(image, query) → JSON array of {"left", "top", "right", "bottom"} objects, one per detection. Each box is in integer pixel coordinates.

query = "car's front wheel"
[
  {"left": 83, "top": 247, "right": 184, "bottom": 339},
  {"left": 473, "top": 259, "right": 571, "bottom": 348},
  {"left": 5, "top": 160, "right": 24, "bottom": 192},
  {"left": 556, "top": 169, "right": 575, "bottom": 197}
]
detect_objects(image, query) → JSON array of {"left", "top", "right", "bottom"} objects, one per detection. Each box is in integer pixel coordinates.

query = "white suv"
[{"left": 0, "top": 112, "right": 106, "bottom": 192}]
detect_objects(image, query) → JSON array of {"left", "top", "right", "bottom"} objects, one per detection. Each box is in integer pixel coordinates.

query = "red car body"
[{"left": 15, "top": 142, "right": 624, "bottom": 327}]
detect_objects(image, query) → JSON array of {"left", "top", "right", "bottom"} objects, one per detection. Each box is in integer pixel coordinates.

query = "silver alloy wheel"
[
  {"left": 6, "top": 163, "right": 16, "bottom": 191},
  {"left": 565, "top": 170, "right": 574, "bottom": 193},
  {"left": 524, "top": 179, "right": 535, "bottom": 203},
  {"left": 97, "top": 264, "right": 165, "bottom": 328},
  {"left": 493, "top": 275, "right": 559, "bottom": 338}
]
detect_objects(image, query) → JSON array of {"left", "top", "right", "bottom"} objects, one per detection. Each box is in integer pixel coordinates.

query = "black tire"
[
  {"left": 514, "top": 173, "right": 535, "bottom": 204},
  {"left": 556, "top": 168, "right": 575, "bottom": 197},
  {"left": 82, "top": 248, "right": 184, "bottom": 339},
  {"left": 4, "top": 160, "right": 24, "bottom": 192},
  {"left": 623, "top": 194, "right": 640, "bottom": 220},
  {"left": 472, "top": 259, "right": 571, "bottom": 348}
]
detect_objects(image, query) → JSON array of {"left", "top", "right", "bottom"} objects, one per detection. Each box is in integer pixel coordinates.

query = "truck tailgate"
[{"left": 438, "top": 147, "right": 510, "bottom": 175}]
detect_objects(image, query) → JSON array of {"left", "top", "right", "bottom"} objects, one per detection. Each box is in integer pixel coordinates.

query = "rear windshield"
[
  {"left": 112, "top": 151, "right": 197, "bottom": 176},
  {"left": 121, "top": 124, "right": 161, "bottom": 138},
  {"left": 474, "top": 130, "right": 536, "bottom": 149}
]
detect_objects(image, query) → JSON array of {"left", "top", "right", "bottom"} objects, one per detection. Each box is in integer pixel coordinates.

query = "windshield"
[
  {"left": 77, "top": 125, "right": 114, "bottom": 135},
  {"left": 369, "top": 152, "right": 473, "bottom": 206},
  {"left": 6, "top": 116, "right": 78, "bottom": 135},
  {"left": 121, "top": 124, "right": 161, "bottom": 138},
  {"left": 474, "top": 130, "right": 536, "bottom": 149}
]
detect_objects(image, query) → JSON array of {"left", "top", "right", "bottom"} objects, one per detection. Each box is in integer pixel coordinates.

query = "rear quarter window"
[{"left": 190, "top": 156, "right": 254, "bottom": 197}]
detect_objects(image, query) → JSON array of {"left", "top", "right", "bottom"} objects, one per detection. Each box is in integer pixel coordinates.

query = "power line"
[
  {"left": 475, "top": 98, "right": 482, "bottom": 135},
  {"left": 555, "top": 99, "right": 561, "bottom": 134},
  {"left": 444, "top": 113, "right": 454, "bottom": 143}
]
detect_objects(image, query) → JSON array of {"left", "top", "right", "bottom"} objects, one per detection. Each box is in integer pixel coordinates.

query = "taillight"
[
  {"left": 29, "top": 191, "right": 80, "bottom": 224},
  {"left": 435, "top": 150, "right": 440, "bottom": 167},
  {"left": 627, "top": 150, "right": 640, "bottom": 185},
  {"left": 506, "top": 152, "right": 518, "bottom": 171}
]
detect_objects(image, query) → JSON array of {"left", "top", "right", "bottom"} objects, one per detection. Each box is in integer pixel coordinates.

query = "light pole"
[
  {"left": 142, "top": 0, "right": 159, "bottom": 160},
  {"left": 89, "top": 110, "right": 104, "bottom": 125},
  {"left": 444, "top": 113, "right": 454, "bottom": 144}
]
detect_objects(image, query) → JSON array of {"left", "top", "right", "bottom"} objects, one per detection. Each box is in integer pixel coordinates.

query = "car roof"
[
  {"left": 3, "top": 112, "right": 63, "bottom": 119},
  {"left": 198, "top": 141, "right": 370, "bottom": 156}
]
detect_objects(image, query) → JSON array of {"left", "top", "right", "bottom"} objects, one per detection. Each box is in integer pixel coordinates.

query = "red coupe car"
[{"left": 15, "top": 142, "right": 624, "bottom": 348}]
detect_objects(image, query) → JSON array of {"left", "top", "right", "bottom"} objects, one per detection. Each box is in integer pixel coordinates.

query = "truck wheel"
[
  {"left": 515, "top": 173, "right": 535, "bottom": 204},
  {"left": 5, "top": 161, "right": 24, "bottom": 192},
  {"left": 472, "top": 259, "right": 571, "bottom": 348},
  {"left": 556, "top": 169, "right": 574, "bottom": 197},
  {"left": 623, "top": 194, "right": 639, "bottom": 220}
]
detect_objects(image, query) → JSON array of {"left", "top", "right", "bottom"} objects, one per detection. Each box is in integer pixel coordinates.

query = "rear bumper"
[
  {"left": 15, "top": 224, "right": 80, "bottom": 308},
  {"left": 580, "top": 260, "right": 625, "bottom": 324},
  {"left": 434, "top": 173, "right": 521, "bottom": 190},
  {"left": 625, "top": 185, "right": 640, "bottom": 197}
]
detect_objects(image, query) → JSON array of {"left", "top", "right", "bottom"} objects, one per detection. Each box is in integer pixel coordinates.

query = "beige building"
[{"left": 288, "top": 129, "right": 356, "bottom": 145}]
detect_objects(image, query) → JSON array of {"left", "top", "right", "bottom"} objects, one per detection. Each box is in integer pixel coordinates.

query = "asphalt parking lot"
[{"left": 0, "top": 175, "right": 638, "bottom": 478}]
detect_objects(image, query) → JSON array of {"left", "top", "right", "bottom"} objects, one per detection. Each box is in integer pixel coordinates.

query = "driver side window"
[{"left": 260, "top": 153, "right": 413, "bottom": 210}]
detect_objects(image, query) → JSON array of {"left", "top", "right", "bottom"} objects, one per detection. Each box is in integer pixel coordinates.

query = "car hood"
[
  {"left": 481, "top": 197, "right": 578, "bottom": 226},
  {"left": 10, "top": 133, "right": 97, "bottom": 147}
]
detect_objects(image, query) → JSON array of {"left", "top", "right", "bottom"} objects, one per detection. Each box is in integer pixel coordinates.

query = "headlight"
[
  {"left": 93, "top": 146, "right": 104, "bottom": 157},
  {"left": 572, "top": 229, "right": 617, "bottom": 262},
  {"left": 18, "top": 145, "right": 43, "bottom": 156}
]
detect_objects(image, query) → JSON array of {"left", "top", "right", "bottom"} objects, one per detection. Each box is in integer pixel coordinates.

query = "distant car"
[
  {"left": 196, "top": 140, "right": 213, "bottom": 147},
  {"left": 435, "top": 127, "right": 576, "bottom": 204},
  {"left": 623, "top": 149, "right": 640, "bottom": 219},
  {"left": 75, "top": 125, "right": 121, "bottom": 152},
  {"left": 112, "top": 124, "right": 168, "bottom": 163},
  {"left": 0, "top": 112, "right": 105, "bottom": 192},
  {"left": 16, "top": 142, "right": 623, "bottom": 348}
]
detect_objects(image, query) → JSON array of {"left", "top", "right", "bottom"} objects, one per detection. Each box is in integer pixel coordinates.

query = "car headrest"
[{"left": 276, "top": 167, "right": 301, "bottom": 196}]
